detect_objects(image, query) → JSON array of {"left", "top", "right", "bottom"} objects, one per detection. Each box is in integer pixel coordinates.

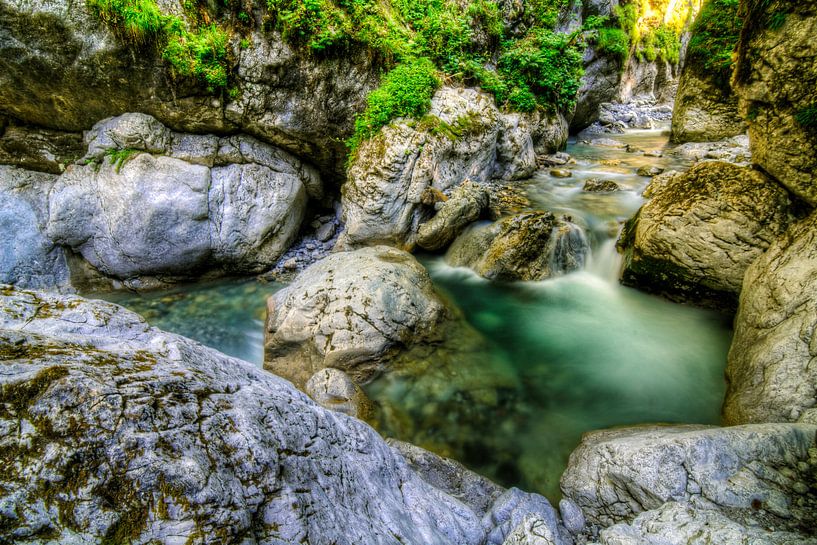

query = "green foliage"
[
  {"left": 582, "top": 15, "right": 609, "bottom": 30},
  {"left": 687, "top": 0, "right": 741, "bottom": 90},
  {"left": 527, "top": 0, "right": 569, "bottom": 29},
  {"left": 794, "top": 105, "right": 817, "bottom": 129},
  {"left": 496, "top": 29, "right": 584, "bottom": 113},
  {"left": 767, "top": 10, "right": 787, "bottom": 30},
  {"left": 613, "top": 3, "right": 639, "bottom": 42},
  {"left": 653, "top": 25, "right": 681, "bottom": 64},
  {"left": 105, "top": 148, "right": 141, "bottom": 173},
  {"left": 347, "top": 58, "right": 441, "bottom": 155},
  {"left": 596, "top": 27, "right": 629, "bottom": 63},
  {"left": 87, "top": 0, "right": 231, "bottom": 90}
]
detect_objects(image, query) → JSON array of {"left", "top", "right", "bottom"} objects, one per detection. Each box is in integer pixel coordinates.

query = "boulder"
[
  {"left": 671, "top": 70, "right": 746, "bottom": 143},
  {"left": 669, "top": 134, "right": 751, "bottom": 164},
  {"left": 618, "top": 161, "right": 796, "bottom": 308},
  {"left": 446, "top": 212, "right": 589, "bottom": 281},
  {"left": 416, "top": 181, "right": 490, "bottom": 251},
  {"left": 264, "top": 246, "right": 452, "bottom": 388},
  {"left": 304, "top": 367, "right": 373, "bottom": 420},
  {"left": 724, "top": 210, "right": 817, "bottom": 425},
  {"left": 484, "top": 488, "right": 571, "bottom": 545},
  {"left": 560, "top": 424, "right": 817, "bottom": 533},
  {"left": 44, "top": 113, "right": 318, "bottom": 281},
  {"left": 0, "top": 284, "right": 509, "bottom": 544},
  {"left": 582, "top": 179, "right": 619, "bottom": 192},
  {"left": 734, "top": 0, "right": 817, "bottom": 205},
  {"left": 340, "top": 87, "right": 567, "bottom": 249},
  {"left": 596, "top": 501, "right": 817, "bottom": 545},
  {"left": 635, "top": 165, "right": 664, "bottom": 177},
  {"left": 0, "top": 166, "right": 71, "bottom": 291}
]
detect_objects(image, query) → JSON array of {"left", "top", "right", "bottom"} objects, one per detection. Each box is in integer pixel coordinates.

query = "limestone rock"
[
  {"left": 501, "top": 514, "right": 559, "bottom": 545},
  {"left": 340, "top": 87, "right": 567, "bottom": 249},
  {"left": 264, "top": 247, "right": 452, "bottom": 388},
  {"left": 619, "top": 161, "right": 795, "bottom": 308},
  {"left": 596, "top": 501, "right": 817, "bottom": 545},
  {"left": 417, "top": 181, "right": 490, "bottom": 251},
  {"left": 305, "top": 367, "right": 373, "bottom": 420},
  {"left": 0, "top": 122, "right": 83, "bottom": 173},
  {"left": 484, "top": 488, "right": 571, "bottom": 545},
  {"left": 387, "top": 439, "right": 506, "bottom": 518},
  {"left": 550, "top": 169, "right": 572, "bottom": 178},
  {"left": 669, "top": 134, "right": 751, "bottom": 164},
  {"left": 636, "top": 165, "right": 664, "bottom": 177},
  {"left": 671, "top": 70, "right": 746, "bottom": 143},
  {"left": 0, "top": 166, "right": 71, "bottom": 291},
  {"left": 558, "top": 499, "right": 585, "bottom": 535},
  {"left": 724, "top": 210, "right": 817, "bottom": 425},
  {"left": 734, "top": 0, "right": 817, "bottom": 205},
  {"left": 560, "top": 424, "right": 817, "bottom": 532},
  {"left": 583, "top": 179, "right": 619, "bottom": 192},
  {"left": 446, "top": 212, "right": 589, "bottom": 281},
  {"left": 0, "top": 285, "right": 504, "bottom": 544}
]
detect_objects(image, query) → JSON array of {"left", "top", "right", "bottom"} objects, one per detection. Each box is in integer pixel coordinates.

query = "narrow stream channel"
[{"left": 92, "top": 129, "right": 734, "bottom": 502}]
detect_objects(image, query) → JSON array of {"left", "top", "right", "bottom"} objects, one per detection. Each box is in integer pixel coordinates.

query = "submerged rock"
[
  {"left": 724, "top": 210, "right": 817, "bottom": 425},
  {"left": 635, "top": 165, "right": 664, "bottom": 177},
  {"left": 0, "top": 285, "right": 529, "bottom": 544},
  {"left": 619, "top": 161, "right": 796, "bottom": 308},
  {"left": 340, "top": 87, "right": 567, "bottom": 249},
  {"left": 264, "top": 246, "right": 452, "bottom": 388},
  {"left": 446, "top": 212, "right": 589, "bottom": 281},
  {"left": 582, "top": 179, "right": 620, "bottom": 192},
  {"left": 733, "top": 0, "right": 817, "bottom": 206},
  {"left": 0, "top": 166, "right": 71, "bottom": 292},
  {"left": 560, "top": 424, "right": 817, "bottom": 538}
]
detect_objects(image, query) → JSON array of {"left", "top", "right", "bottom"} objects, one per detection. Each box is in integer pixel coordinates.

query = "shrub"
[{"left": 596, "top": 27, "right": 630, "bottom": 64}]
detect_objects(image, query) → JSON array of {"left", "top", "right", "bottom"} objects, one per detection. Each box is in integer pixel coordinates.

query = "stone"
[
  {"left": 636, "top": 165, "right": 664, "bottom": 177},
  {"left": 0, "top": 166, "right": 71, "bottom": 291},
  {"left": 500, "top": 514, "right": 558, "bottom": 545},
  {"left": 387, "top": 439, "right": 506, "bottom": 518},
  {"left": 264, "top": 247, "right": 452, "bottom": 388},
  {"left": 669, "top": 135, "right": 751, "bottom": 164},
  {"left": 483, "top": 488, "right": 571, "bottom": 545},
  {"left": 642, "top": 149, "right": 663, "bottom": 157},
  {"left": 316, "top": 221, "right": 336, "bottom": 242},
  {"left": 560, "top": 423, "right": 817, "bottom": 533},
  {"left": 550, "top": 169, "right": 572, "bottom": 178},
  {"left": 83, "top": 112, "right": 172, "bottom": 160},
  {"left": 305, "top": 367, "right": 373, "bottom": 420},
  {"left": 619, "top": 161, "right": 796, "bottom": 308},
  {"left": 339, "top": 87, "right": 567, "bottom": 249},
  {"left": 733, "top": 0, "right": 817, "bottom": 205},
  {"left": 558, "top": 499, "right": 585, "bottom": 535},
  {"left": 208, "top": 163, "right": 307, "bottom": 273},
  {"left": 0, "top": 285, "right": 511, "bottom": 544},
  {"left": 0, "top": 122, "right": 83, "bottom": 173},
  {"left": 416, "top": 181, "right": 490, "bottom": 251},
  {"left": 724, "top": 210, "right": 817, "bottom": 425},
  {"left": 596, "top": 501, "right": 817, "bottom": 545},
  {"left": 582, "top": 179, "right": 619, "bottom": 192},
  {"left": 590, "top": 138, "right": 627, "bottom": 148},
  {"left": 446, "top": 212, "right": 589, "bottom": 281}
]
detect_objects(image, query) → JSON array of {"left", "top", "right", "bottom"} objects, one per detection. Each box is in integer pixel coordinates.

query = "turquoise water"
[{"left": 90, "top": 129, "right": 734, "bottom": 502}]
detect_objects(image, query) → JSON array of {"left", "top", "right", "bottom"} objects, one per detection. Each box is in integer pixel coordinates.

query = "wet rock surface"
[
  {"left": 446, "top": 212, "right": 589, "bottom": 281},
  {"left": 619, "top": 161, "right": 796, "bottom": 308},
  {"left": 1, "top": 284, "right": 568, "bottom": 545}
]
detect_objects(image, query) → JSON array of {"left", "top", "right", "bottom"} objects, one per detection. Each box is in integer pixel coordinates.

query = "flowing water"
[{"left": 90, "top": 129, "right": 734, "bottom": 502}]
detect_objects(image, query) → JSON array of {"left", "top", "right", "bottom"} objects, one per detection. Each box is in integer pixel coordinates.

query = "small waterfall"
[
  {"left": 551, "top": 222, "right": 590, "bottom": 274},
  {"left": 588, "top": 238, "right": 624, "bottom": 283}
]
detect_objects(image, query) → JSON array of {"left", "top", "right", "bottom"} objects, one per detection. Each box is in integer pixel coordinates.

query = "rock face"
[
  {"left": 446, "top": 212, "right": 589, "bottom": 281},
  {"left": 305, "top": 367, "right": 373, "bottom": 420},
  {"left": 0, "top": 121, "right": 83, "bottom": 174},
  {"left": 416, "top": 181, "right": 490, "bottom": 251},
  {"left": 671, "top": 69, "right": 745, "bottom": 143},
  {"left": 0, "top": 166, "right": 71, "bottom": 291},
  {"left": 734, "top": 0, "right": 817, "bottom": 206},
  {"left": 560, "top": 424, "right": 817, "bottom": 540},
  {"left": 45, "top": 113, "right": 318, "bottom": 282},
  {"left": 340, "top": 87, "right": 567, "bottom": 249},
  {"left": 0, "top": 284, "right": 575, "bottom": 544},
  {"left": 0, "top": 0, "right": 381, "bottom": 178},
  {"left": 724, "top": 210, "right": 817, "bottom": 425},
  {"left": 619, "top": 161, "right": 795, "bottom": 308},
  {"left": 264, "top": 246, "right": 452, "bottom": 388},
  {"left": 669, "top": 134, "right": 751, "bottom": 164}
]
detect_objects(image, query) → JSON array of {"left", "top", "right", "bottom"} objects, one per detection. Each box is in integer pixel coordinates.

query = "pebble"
[{"left": 550, "top": 168, "right": 572, "bottom": 178}]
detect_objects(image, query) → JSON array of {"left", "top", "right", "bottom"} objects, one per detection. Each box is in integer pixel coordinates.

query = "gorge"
[{"left": 1, "top": 0, "right": 816, "bottom": 543}]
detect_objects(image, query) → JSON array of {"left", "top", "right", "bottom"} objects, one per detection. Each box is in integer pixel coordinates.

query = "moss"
[
  {"left": 686, "top": 0, "right": 741, "bottom": 91},
  {"left": 105, "top": 147, "right": 141, "bottom": 173},
  {"left": 0, "top": 366, "right": 69, "bottom": 416},
  {"left": 795, "top": 105, "right": 817, "bottom": 131}
]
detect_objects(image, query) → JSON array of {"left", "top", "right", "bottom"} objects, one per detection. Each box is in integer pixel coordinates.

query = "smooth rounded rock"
[{"left": 305, "top": 368, "right": 373, "bottom": 420}]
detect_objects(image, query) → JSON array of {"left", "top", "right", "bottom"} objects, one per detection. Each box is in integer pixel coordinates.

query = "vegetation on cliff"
[{"left": 686, "top": 0, "right": 741, "bottom": 90}]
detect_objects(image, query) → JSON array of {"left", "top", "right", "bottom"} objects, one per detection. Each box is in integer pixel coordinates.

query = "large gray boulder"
[
  {"left": 560, "top": 424, "right": 817, "bottom": 536},
  {"left": 0, "top": 0, "right": 381, "bottom": 178},
  {"left": 446, "top": 212, "right": 589, "bottom": 281},
  {"left": 619, "top": 161, "right": 796, "bottom": 308},
  {"left": 734, "top": 0, "right": 817, "bottom": 206},
  {"left": 724, "top": 210, "right": 817, "bottom": 425},
  {"left": 671, "top": 69, "right": 745, "bottom": 143},
  {"left": 0, "top": 166, "right": 71, "bottom": 291},
  {"left": 264, "top": 246, "right": 452, "bottom": 388},
  {"left": 0, "top": 284, "right": 530, "bottom": 544},
  {"left": 339, "top": 87, "right": 567, "bottom": 249},
  {"left": 45, "top": 113, "right": 317, "bottom": 282}
]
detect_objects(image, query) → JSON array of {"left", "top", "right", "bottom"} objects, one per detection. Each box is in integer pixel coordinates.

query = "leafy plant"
[
  {"left": 105, "top": 148, "right": 141, "bottom": 173},
  {"left": 794, "top": 105, "right": 817, "bottom": 129}
]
